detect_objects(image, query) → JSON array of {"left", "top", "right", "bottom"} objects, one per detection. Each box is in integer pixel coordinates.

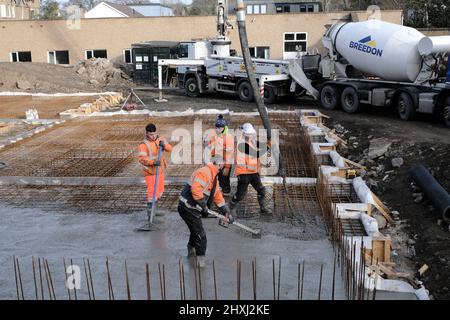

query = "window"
[
  {"left": 249, "top": 46, "right": 270, "bottom": 59},
  {"left": 261, "top": 4, "right": 267, "bottom": 14},
  {"left": 48, "top": 51, "right": 70, "bottom": 65},
  {"left": 283, "top": 32, "right": 307, "bottom": 59},
  {"left": 246, "top": 4, "right": 267, "bottom": 15},
  {"left": 85, "top": 49, "right": 107, "bottom": 59},
  {"left": 10, "top": 51, "right": 32, "bottom": 62},
  {"left": 124, "top": 49, "right": 132, "bottom": 64},
  {"left": 300, "top": 5, "right": 306, "bottom": 12},
  {"left": 307, "top": 5, "right": 315, "bottom": 12}
]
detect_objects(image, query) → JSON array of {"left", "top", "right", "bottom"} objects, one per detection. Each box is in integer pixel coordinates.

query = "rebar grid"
[
  {"left": 12, "top": 255, "right": 343, "bottom": 300},
  {"left": 269, "top": 113, "right": 316, "bottom": 178}
]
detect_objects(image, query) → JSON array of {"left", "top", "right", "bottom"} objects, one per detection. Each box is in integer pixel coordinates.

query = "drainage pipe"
[{"left": 410, "top": 165, "right": 450, "bottom": 223}]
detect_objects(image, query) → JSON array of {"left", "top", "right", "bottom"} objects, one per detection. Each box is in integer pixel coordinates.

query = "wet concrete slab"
[{"left": 0, "top": 205, "right": 346, "bottom": 300}]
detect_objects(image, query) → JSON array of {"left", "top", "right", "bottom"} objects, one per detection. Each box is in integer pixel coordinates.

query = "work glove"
[
  {"left": 153, "top": 160, "right": 161, "bottom": 167},
  {"left": 219, "top": 205, "right": 234, "bottom": 223},
  {"left": 159, "top": 140, "right": 166, "bottom": 147}
]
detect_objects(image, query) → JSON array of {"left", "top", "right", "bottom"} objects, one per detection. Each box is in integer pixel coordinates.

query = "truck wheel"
[
  {"left": 397, "top": 92, "right": 415, "bottom": 121},
  {"left": 443, "top": 97, "right": 450, "bottom": 128},
  {"left": 185, "top": 78, "right": 200, "bottom": 97},
  {"left": 264, "top": 86, "right": 276, "bottom": 104},
  {"left": 238, "top": 81, "right": 254, "bottom": 102},
  {"left": 320, "top": 85, "right": 340, "bottom": 110},
  {"left": 341, "top": 87, "right": 360, "bottom": 113}
]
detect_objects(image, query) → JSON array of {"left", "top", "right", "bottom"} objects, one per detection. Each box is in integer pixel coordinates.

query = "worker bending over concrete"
[
  {"left": 204, "top": 115, "right": 235, "bottom": 196},
  {"left": 138, "top": 123, "right": 172, "bottom": 217},
  {"left": 230, "top": 123, "right": 272, "bottom": 215},
  {"left": 178, "top": 160, "right": 232, "bottom": 268}
]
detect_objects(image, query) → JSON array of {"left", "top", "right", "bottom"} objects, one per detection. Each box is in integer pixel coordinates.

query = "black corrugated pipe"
[{"left": 410, "top": 165, "right": 450, "bottom": 223}]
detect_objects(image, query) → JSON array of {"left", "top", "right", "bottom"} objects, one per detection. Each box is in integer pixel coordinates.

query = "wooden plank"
[
  {"left": 343, "top": 158, "right": 367, "bottom": 170},
  {"left": 371, "top": 193, "right": 394, "bottom": 223}
]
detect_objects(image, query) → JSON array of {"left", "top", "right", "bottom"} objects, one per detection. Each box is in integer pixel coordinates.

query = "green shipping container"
[{"left": 132, "top": 41, "right": 179, "bottom": 86}]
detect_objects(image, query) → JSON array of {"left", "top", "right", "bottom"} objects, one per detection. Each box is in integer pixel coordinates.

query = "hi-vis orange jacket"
[
  {"left": 189, "top": 163, "right": 226, "bottom": 207},
  {"left": 235, "top": 138, "right": 260, "bottom": 176},
  {"left": 138, "top": 137, "right": 172, "bottom": 176},
  {"left": 204, "top": 128, "right": 235, "bottom": 167}
]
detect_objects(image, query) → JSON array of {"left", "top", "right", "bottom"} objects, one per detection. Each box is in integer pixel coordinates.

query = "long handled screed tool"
[
  {"left": 135, "top": 145, "right": 163, "bottom": 232},
  {"left": 193, "top": 204, "right": 262, "bottom": 239}
]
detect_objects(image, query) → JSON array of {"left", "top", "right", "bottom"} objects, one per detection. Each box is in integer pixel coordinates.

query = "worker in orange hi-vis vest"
[
  {"left": 138, "top": 123, "right": 172, "bottom": 217},
  {"left": 203, "top": 115, "right": 235, "bottom": 196},
  {"left": 229, "top": 123, "right": 272, "bottom": 215}
]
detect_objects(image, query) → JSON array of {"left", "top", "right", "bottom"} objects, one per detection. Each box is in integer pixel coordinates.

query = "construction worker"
[
  {"left": 138, "top": 123, "right": 172, "bottom": 216},
  {"left": 230, "top": 123, "right": 272, "bottom": 215},
  {"left": 178, "top": 160, "right": 232, "bottom": 268},
  {"left": 204, "top": 114, "right": 234, "bottom": 195}
]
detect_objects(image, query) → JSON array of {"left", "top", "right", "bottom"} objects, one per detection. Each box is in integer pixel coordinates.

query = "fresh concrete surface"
[{"left": 0, "top": 205, "right": 346, "bottom": 300}]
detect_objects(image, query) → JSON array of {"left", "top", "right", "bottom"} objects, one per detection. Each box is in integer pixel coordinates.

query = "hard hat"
[
  {"left": 242, "top": 123, "right": 256, "bottom": 135},
  {"left": 215, "top": 114, "right": 227, "bottom": 128}
]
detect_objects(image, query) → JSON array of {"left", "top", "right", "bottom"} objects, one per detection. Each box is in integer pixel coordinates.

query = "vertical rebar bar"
[
  {"left": 38, "top": 257, "right": 44, "bottom": 300},
  {"left": 373, "top": 258, "right": 378, "bottom": 300},
  {"left": 272, "top": 259, "right": 276, "bottom": 300},
  {"left": 106, "top": 257, "right": 114, "bottom": 300},
  {"left": 213, "top": 260, "right": 217, "bottom": 300},
  {"left": 70, "top": 258, "right": 78, "bottom": 300},
  {"left": 87, "top": 258, "right": 95, "bottom": 300},
  {"left": 252, "top": 258, "right": 257, "bottom": 300},
  {"left": 194, "top": 260, "right": 198, "bottom": 300},
  {"left": 43, "top": 258, "right": 52, "bottom": 300},
  {"left": 32, "top": 257, "right": 38, "bottom": 300},
  {"left": 13, "top": 256, "right": 20, "bottom": 300},
  {"left": 181, "top": 262, "right": 186, "bottom": 300},
  {"left": 83, "top": 258, "right": 92, "bottom": 300},
  {"left": 300, "top": 261, "right": 305, "bottom": 300},
  {"left": 146, "top": 263, "right": 151, "bottom": 300},
  {"left": 318, "top": 263, "right": 323, "bottom": 300},
  {"left": 63, "top": 258, "right": 71, "bottom": 300},
  {"left": 277, "top": 257, "right": 281, "bottom": 300},
  {"left": 125, "top": 260, "right": 131, "bottom": 300},
  {"left": 45, "top": 259, "right": 56, "bottom": 300},
  {"left": 158, "top": 262, "right": 164, "bottom": 300},
  {"left": 197, "top": 263, "right": 202, "bottom": 301},
  {"left": 297, "top": 263, "right": 300, "bottom": 300},
  {"left": 178, "top": 259, "right": 183, "bottom": 300}
]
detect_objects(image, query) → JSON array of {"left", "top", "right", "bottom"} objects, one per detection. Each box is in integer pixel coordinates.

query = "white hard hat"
[{"left": 242, "top": 123, "right": 256, "bottom": 135}]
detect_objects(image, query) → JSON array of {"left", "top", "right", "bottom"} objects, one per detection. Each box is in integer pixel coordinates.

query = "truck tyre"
[
  {"left": 341, "top": 87, "right": 360, "bottom": 113},
  {"left": 238, "top": 81, "right": 254, "bottom": 102},
  {"left": 264, "top": 86, "right": 276, "bottom": 104},
  {"left": 320, "top": 85, "right": 340, "bottom": 110},
  {"left": 397, "top": 92, "right": 416, "bottom": 121},
  {"left": 185, "top": 77, "right": 200, "bottom": 97},
  {"left": 443, "top": 97, "right": 450, "bottom": 128}
]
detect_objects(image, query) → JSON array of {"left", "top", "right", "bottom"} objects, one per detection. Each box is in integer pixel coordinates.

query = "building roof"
[{"left": 104, "top": 2, "right": 144, "bottom": 17}]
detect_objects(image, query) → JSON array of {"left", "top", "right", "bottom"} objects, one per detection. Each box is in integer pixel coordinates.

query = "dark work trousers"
[
  {"left": 218, "top": 169, "right": 231, "bottom": 194},
  {"left": 178, "top": 204, "right": 207, "bottom": 256},
  {"left": 232, "top": 173, "right": 266, "bottom": 203}
]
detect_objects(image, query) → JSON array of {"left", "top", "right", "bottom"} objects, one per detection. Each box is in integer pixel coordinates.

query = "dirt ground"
[
  {"left": 0, "top": 62, "right": 133, "bottom": 93},
  {"left": 0, "top": 95, "right": 101, "bottom": 119},
  {"left": 135, "top": 89, "right": 450, "bottom": 299}
]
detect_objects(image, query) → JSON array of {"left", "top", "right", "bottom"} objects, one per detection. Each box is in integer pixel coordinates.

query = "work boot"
[
  {"left": 187, "top": 245, "right": 196, "bottom": 258},
  {"left": 196, "top": 255, "right": 206, "bottom": 268},
  {"left": 258, "top": 196, "right": 272, "bottom": 215}
]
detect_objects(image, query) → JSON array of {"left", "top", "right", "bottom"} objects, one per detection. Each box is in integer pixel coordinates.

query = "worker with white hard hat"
[{"left": 229, "top": 122, "right": 271, "bottom": 215}]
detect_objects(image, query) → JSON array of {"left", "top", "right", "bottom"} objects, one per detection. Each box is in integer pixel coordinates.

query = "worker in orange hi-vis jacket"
[
  {"left": 138, "top": 123, "right": 172, "bottom": 217},
  {"left": 178, "top": 160, "right": 232, "bottom": 268},
  {"left": 203, "top": 114, "right": 235, "bottom": 196}
]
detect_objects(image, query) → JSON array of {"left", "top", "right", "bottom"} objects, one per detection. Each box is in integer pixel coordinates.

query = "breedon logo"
[{"left": 349, "top": 36, "right": 383, "bottom": 57}]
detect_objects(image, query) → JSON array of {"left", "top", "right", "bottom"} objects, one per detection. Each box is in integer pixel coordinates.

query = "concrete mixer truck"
[{"left": 293, "top": 19, "right": 450, "bottom": 127}]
